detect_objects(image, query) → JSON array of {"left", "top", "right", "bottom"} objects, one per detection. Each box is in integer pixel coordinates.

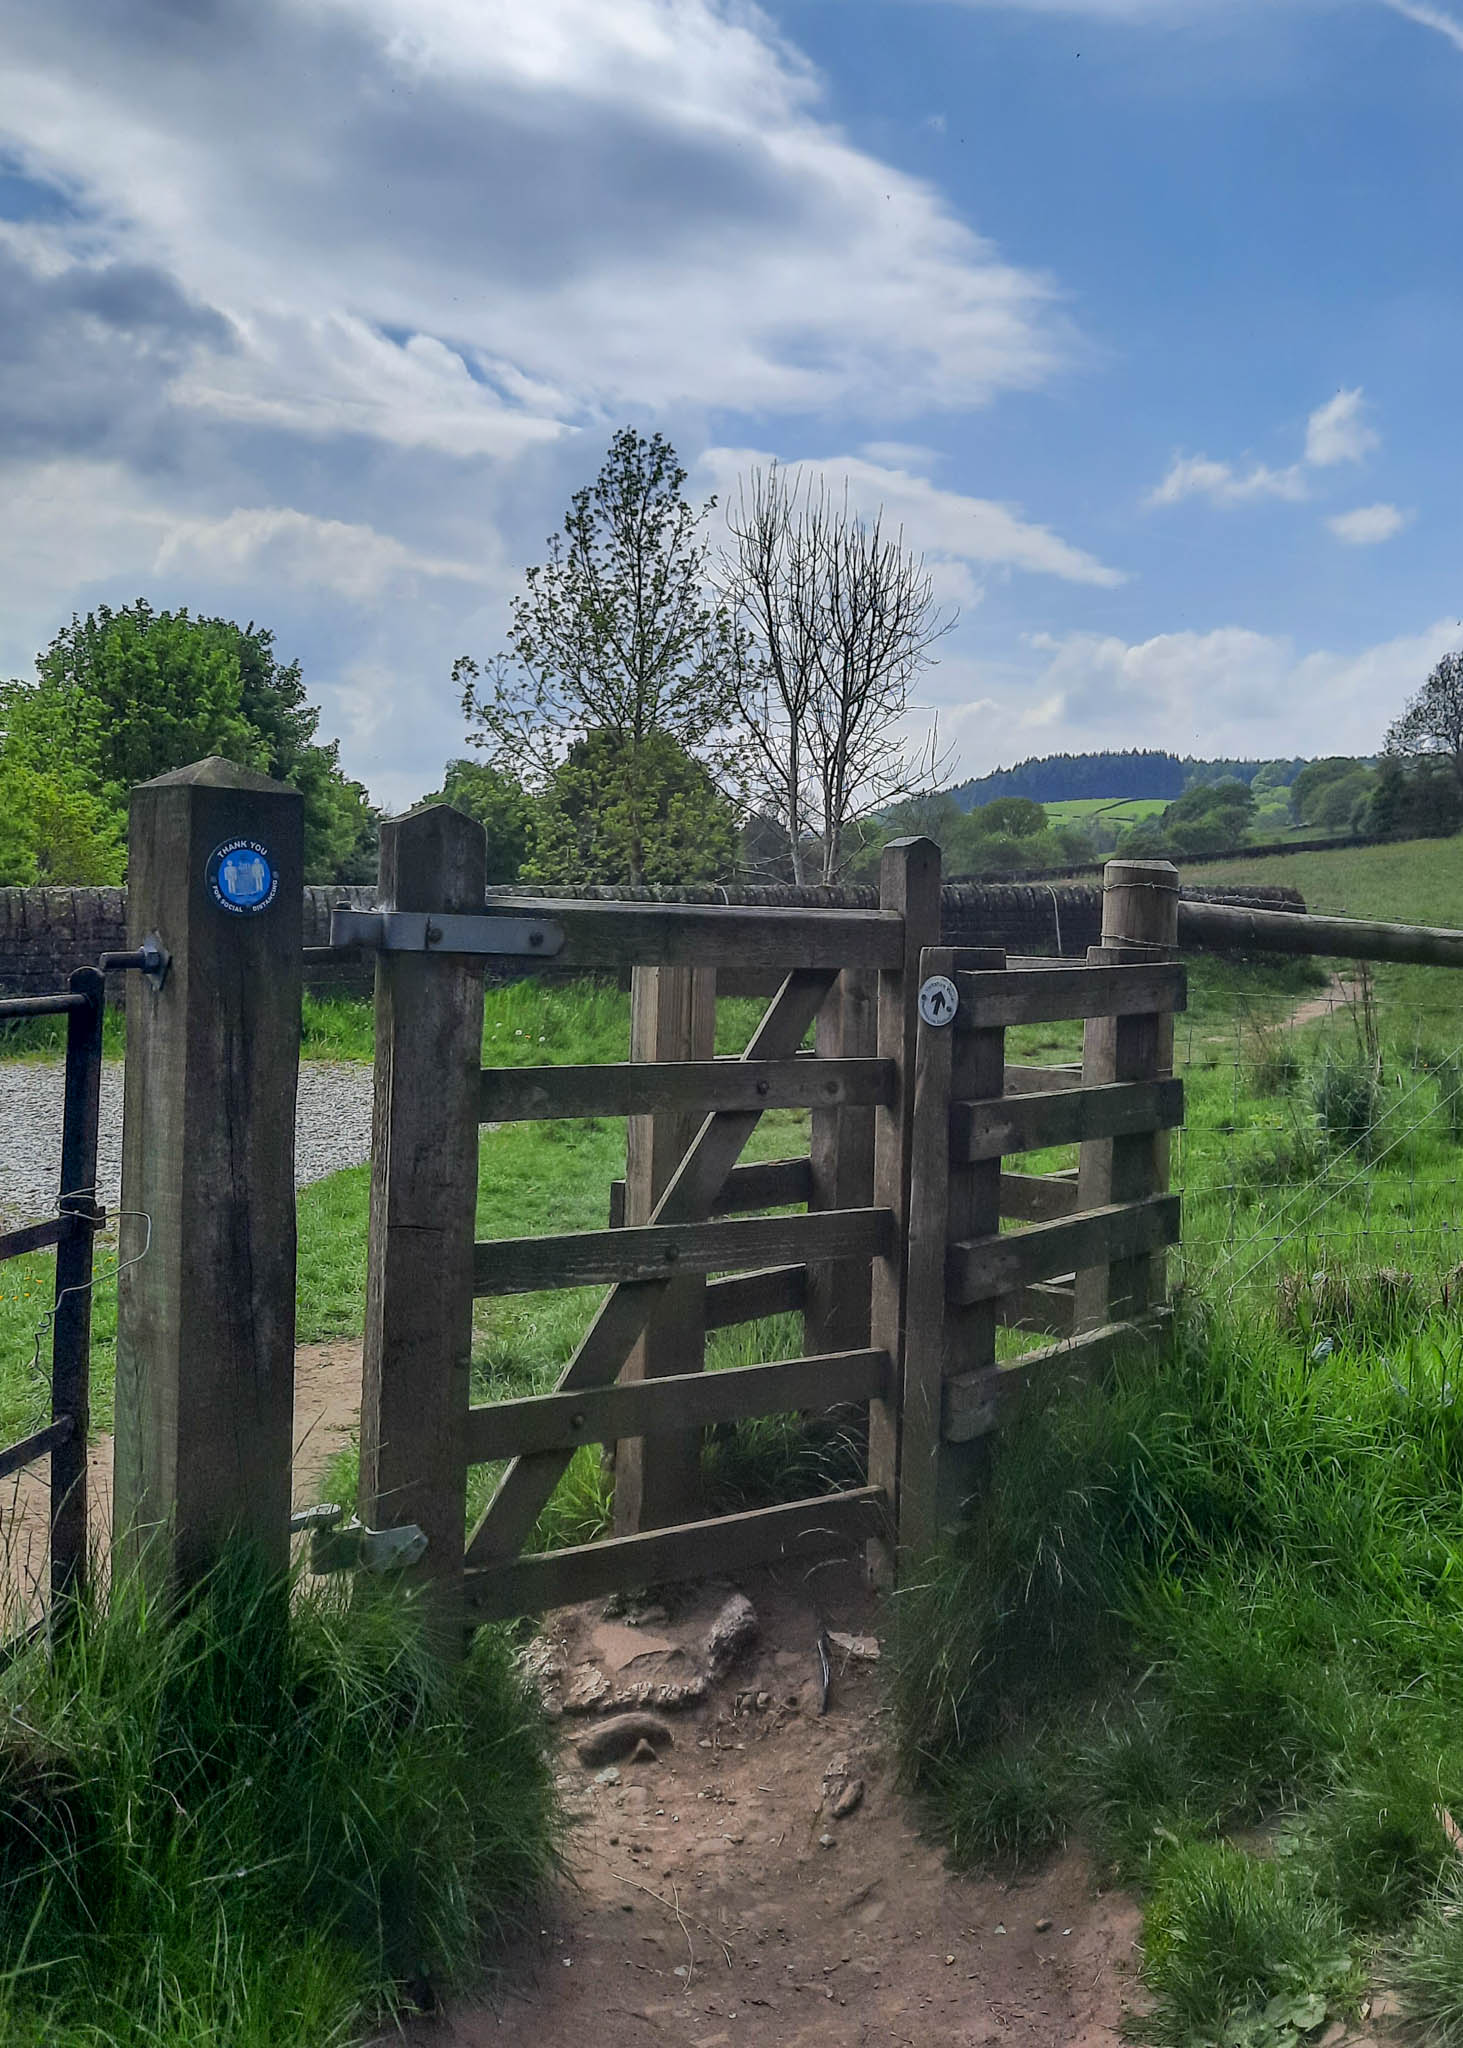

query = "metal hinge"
[
  {"left": 290, "top": 1503, "right": 428, "bottom": 1574},
  {"left": 329, "top": 908, "right": 565, "bottom": 959}
]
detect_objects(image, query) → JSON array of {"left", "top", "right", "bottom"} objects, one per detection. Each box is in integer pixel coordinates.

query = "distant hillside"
[{"left": 947, "top": 750, "right": 1305, "bottom": 809}]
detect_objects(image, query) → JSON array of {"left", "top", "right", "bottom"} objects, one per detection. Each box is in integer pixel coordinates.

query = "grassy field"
[{"left": 1043, "top": 795, "right": 1167, "bottom": 828}]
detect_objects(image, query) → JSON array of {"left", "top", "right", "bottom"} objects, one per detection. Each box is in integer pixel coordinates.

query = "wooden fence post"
[
  {"left": 613, "top": 964, "right": 717, "bottom": 1535},
  {"left": 868, "top": 838, "right": 941, "bottom": 1576},
  {"left": 359, "top": 805, "right": 486, "bottom": 1635},
  {"left": 898, "top": 945, "right": 1006, "bottom": 1555},
  {"left": 1075, "top": 859, "right": 1180, "bottom": 1330},
  {"left": 806, "top": 969, "right": 877, "bottom": 1356},
  {"left": 114, "top": 758, "right": 303, "bottom": 1589}
]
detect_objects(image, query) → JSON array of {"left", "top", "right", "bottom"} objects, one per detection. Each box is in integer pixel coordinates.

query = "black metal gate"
[{"left": 0, "top": 967, "right": 106, "bottom": 1643}]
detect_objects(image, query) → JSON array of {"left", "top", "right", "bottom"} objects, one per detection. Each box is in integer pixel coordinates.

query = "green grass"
[
  {"left": 0, "top": 1554, "right": 559, "bottom": 2048},
  {"left": 1042, "top": 796, "right": 1168, "bottom": 828}
]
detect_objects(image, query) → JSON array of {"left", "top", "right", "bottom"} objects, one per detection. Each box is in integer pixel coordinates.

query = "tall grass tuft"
[{"left": 0, "top": 1553, "right": 560, "bottom": 2048}]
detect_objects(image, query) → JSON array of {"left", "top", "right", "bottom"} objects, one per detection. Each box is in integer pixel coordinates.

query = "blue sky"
[{"left": 1, "top": 0, "right": 1460, "bottom": 806}]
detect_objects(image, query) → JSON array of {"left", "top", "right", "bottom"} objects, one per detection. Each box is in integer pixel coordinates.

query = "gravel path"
[{"left": 0, "top": 1060, "right": 376, "bottom": 1225}]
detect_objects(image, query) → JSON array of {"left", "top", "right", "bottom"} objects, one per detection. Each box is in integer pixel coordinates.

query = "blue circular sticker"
[{"left": 207, "top": 838, "right": 278, "bottom": 915}]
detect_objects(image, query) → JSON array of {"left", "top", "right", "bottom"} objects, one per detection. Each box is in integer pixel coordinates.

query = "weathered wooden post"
[
  {"left": 613, "top": 964, "right": 716, "bottom": 1535},
  {"left": 358, "top": 805, "right": 486, "bottom": 1634},
  {"left": 115, "top": 758, "right": 303, "bottom": 1589},
  {"left": 898, "top": 943, "right": 1007, "bottom": 1555},
  {"left": 868, "top": 838, "right": 941, "bottom": 1575},
  {"left": 1075, "top": 858, "right": 1180, "bottom": 1330},
  {"left": 806, "top": 969, "right": 877, "bottom": 1356}
]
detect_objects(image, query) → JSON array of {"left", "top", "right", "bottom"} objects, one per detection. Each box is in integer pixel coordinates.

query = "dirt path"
[
  {"left": 398, "top": 1560, "right": 1144, "bottom": 2048},
  {"left": 1285, "top": 972, "right": 1362, "bottom": 1032}
]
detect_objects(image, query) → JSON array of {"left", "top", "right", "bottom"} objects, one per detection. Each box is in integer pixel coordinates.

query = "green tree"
[
  {"left": 456, "top": 429, "right": 735, "bottom": 886},
  {"left": 969, "top": 796, "right": 1047, "bottom": 839},
  {"left": 5, "top": 603, "right": 377, "bottom": 882},
  {"left": 1292, "top": 756, "right": 1367, "bottom": 825},
  {"left": 419, "top": 759, "right": 536, "bottom": 883},
  {"left": 525, "top": 730, "right": 737, "bottom": 888},
  {"left": 1387, "top": 651, "right": 1463, "bottom": 795}
]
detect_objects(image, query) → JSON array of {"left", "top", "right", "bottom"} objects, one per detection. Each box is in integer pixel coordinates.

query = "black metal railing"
[{"left": 0, "top": 966, "right": 106, "bottom": 1630}]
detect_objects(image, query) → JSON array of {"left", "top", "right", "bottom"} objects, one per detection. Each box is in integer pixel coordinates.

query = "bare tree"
[
  {"left": 720, "top": 465, "right": 950, "bottom": 883},
  {"left": 1387, "top": 650, "right": 1463, "bottom": 794}
]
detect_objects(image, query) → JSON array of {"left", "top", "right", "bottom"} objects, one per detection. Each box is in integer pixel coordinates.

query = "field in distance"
[{"left": 1041, "top": 795, "right": 1167, "bottom": 827}]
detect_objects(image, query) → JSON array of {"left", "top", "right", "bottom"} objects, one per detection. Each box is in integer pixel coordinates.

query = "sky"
[{"left": 2, "top": 0, "right": 1462, "bottom": 808}]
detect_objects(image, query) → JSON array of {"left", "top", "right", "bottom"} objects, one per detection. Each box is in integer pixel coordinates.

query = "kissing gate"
[
  {"left": 100, "top": 763, "right": 1183, "bottom": 1633},
  {"left": 337, "top": 809, "right": 1183, "bottom": 1627}
]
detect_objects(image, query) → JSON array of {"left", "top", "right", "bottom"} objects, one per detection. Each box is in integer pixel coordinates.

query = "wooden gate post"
[
  {"left": 806, "top": 969, "right": 877, "bottom": 1356},
  {"left": 868, "top": 838, "right": 941, "bottom": 1575},
  {"left": 115, "top": 758, "right": 303, "bottom": 1589},
  {"left": 898, "top": 945, "right": 1007, "bottom": 1556},
  {"left": 613, "top": 964, "right": 716, "bottom": 1535},
  {"left": 1075, "top": 859, "right": 1180, "bottom": 1330},
  {"left": 360, "top": 805, "right": 486, "bottom": 1634}
]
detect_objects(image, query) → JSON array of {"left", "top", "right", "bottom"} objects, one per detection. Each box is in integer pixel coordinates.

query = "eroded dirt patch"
[{"left": 407, "top": 1558, "right": 1144, "bottom": 2048}]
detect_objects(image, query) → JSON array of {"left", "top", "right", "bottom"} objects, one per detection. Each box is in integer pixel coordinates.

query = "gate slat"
[
  {"left": 465, "top": 1486, "right": 888, "bottom": 1619},
  {"left": 480, "top": 1058, "right": 893, "bottom": 1123},
  {"left": 704, "top": 1263, "right": 807, "bottom": 1329},
  {"left": 472, "top": 1208, "right": 891, "bottom": 1297},
  {"left": 947, "top": 1195, "right": 1180, "bottom": 1305},
  {"left": 465, "top": 1348, "right": 889, "bottom": 1462},
  {"left": 463, "top": 967, "right": 841, "bottom": 1571}
]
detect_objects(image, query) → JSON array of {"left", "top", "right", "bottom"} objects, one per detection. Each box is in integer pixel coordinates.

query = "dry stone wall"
[{"left": 0, "top": 876, "right": 1306, "bottom": 1006}]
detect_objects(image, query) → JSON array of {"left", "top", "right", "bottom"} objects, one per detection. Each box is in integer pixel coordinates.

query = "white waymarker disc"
[{"left": 918, "top": 975, "right": 959, "bottom": 1028}]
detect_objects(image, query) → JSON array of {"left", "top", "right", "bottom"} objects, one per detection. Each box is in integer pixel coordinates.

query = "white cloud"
[
  {"left": 1306, "top": 388, "right": 1379, "bottom": 466},
  {"left": 1383, "top": 0, "right": 1463, "bottom": 54},
  {"left": 960, "top": 618, "right": 1462, "bottom": 761},
  {"left": 0, "top": 0, "right": 1069, "bottom": 439},
  {"left": 1147, "top": 454, "right": 1308, "bottom": 508},
  {"left": 1148, "top": 385, "right": 1380, "bottom": 515},
  {"left": 1327, "top": 502, "right": 1410, "bottom": 546},
  {"left": 701, "top": 447, "right": 1127, "bottom": 589},
  {"left": 154, "top": 507, "right": 486, "bottom": 601}
]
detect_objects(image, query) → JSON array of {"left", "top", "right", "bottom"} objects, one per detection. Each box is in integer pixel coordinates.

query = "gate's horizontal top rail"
[
  {"left": 954, "top": 962, "right": 1186, "bottom": 1028},
  {"left": 943, "top": 1318, "right": 1158, "bottom": 1443},
  {"left": 952, "top": 1077, "right": 1184, "bottom": 1160},
  {"left": 479, "top": 1057, "right": 894, "bottom": 1124},
  {"left": 473, "top": 1206, "right": 894, "bottom": 1298},
  {"left": 481, "top": 896, "right": 905, "bottom": 973},
  {"left": 0, "top": 1211, "right": 97, "bottom": 1264},
  {"left": 464, "top": 1486, "right": 888, "bottom": 1620},
  {"left": 704, "top": 1262, "right": 806, "bottom": 1329},
  {"left": 1178, "top": 897, "right": 1463, "bottom": 968},
  {"left": 465, "top": 1347, "right": 889, "bottom": 1463},
  {"left": 947, "top": 1195, "right": 1180, "bottom": 1305},
  {"left": 0, "top": 1414, "right": 74, "bottom": 1485}
]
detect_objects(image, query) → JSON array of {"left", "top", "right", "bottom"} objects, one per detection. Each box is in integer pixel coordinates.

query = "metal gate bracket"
[
  {"left": 293, "top": 1503, "right": 430, "bottom": 1575},
  {"left": 330, "top": 907, "right": 565, "bottom": 959}
]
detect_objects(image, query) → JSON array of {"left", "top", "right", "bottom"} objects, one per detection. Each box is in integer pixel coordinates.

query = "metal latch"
[
  {"left": 99, "top": 932, "right": 171, "bottom": 991},
  {"left": 329, "top": 908, "right": 565, "bottom": 959},
  {"left": 290, "top": 1503, "right": 428, "bottom": 1574}
]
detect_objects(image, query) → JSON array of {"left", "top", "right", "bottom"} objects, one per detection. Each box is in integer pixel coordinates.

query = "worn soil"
[{"left": 395, "top": 1557, "right": 1146, "bottom": 2048}]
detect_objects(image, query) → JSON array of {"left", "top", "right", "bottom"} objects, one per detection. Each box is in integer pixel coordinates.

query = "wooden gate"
[
  {"left": 352, "top": 808, "right": 940, "bottom": 1624},
  {"left": 896, "top": 870, "right": 1185, "bottom": 1552}
]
